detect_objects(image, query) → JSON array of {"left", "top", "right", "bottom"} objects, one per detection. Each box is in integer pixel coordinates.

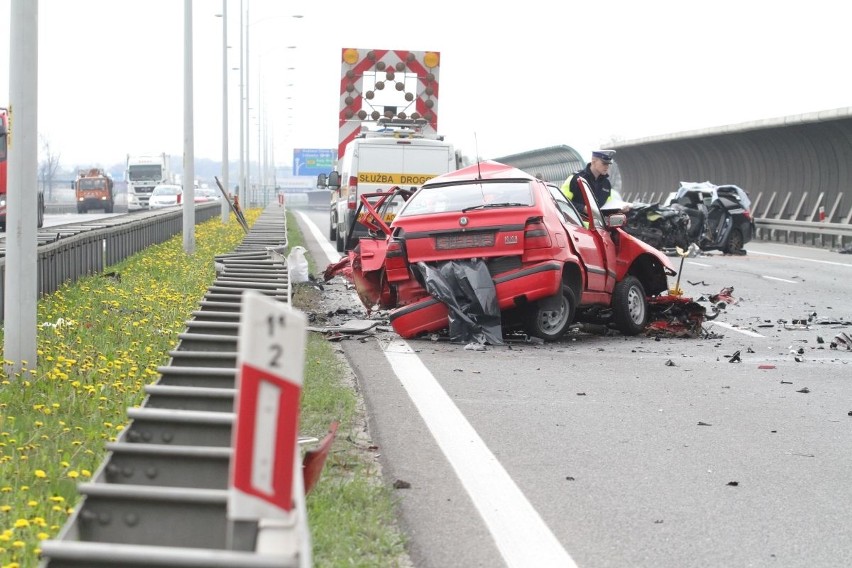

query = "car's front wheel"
[
  {"left": 613, "top": 275, "right": 647, "bottom": 336},
  {"left": 525, "top": 285, "right": 576, "bottom": 341},
  {"left": 329, "top": 213, "right": 337, "bottom": 242}
]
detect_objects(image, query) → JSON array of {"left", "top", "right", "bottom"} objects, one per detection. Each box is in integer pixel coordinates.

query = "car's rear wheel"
[
  {"left": 335, "top": 229, "right": 344, "bottom": 252},
  {"left": 723, "top": 228, "right": 744, "bottom": 254},
  {"left": 525, "top": 285, "right": 576, "bottom": 341},
  {"left": 329, "top": 214, "right": 337, "bottom": 242},
  {"left": 613, "top": 275, "right": 647, "bottom": 336}
]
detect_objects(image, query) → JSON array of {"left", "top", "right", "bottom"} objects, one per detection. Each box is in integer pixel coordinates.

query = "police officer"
[{"left": 560, "top": 149, "right": 617, "bottom": 214}]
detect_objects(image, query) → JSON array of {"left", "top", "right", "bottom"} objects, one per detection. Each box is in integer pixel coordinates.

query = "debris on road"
[
  {"left": 831, "top": 331, "right": 852, "bottom": 350},
  {"left": 644, "top": 295, "right": 715, "bottom": 338}
]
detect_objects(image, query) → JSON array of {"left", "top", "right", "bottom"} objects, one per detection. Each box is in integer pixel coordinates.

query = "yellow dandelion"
[
  {"left": 13, "top": 519, "right": 29, "bottom": 528},
  {"left": 34, "top": 470, "right": 47, "bottom": 479}
]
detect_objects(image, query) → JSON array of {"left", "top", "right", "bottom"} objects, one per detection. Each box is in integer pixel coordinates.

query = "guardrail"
[
  {"left": 754, "top": 218, "right": 852, "bottom": 248},
  {"left": 37, "top": 206, "right": 314, "bottom": 567},
  {"left": 0, "top": 203, "right": 222, "bottom": 323}
]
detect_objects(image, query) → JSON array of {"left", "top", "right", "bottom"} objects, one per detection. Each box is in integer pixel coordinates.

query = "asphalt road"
[{"left": 294, "top": 208, "right": 852, "bottom": 568}]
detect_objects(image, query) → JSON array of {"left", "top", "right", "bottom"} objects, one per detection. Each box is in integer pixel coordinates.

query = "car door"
[{"left": 548, "top": 184, "right": 615, "bottom": 293}]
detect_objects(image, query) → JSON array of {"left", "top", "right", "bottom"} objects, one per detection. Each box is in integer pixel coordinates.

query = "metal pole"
[
  {"left": 270, "top": 119, "right": 276, "bottom": 194},
  {"left": 220, "top": 0, "right": 230, "bottom": 223},
  {"left": 238, "top": 0, "right": 244, "bottom": 201},
  {"left": 245, "top": 2, "right": 250, "bottom": 205},
  {"left": 4, "top": 0, "right": 39, "bottom": 375},
  {"left": 183, "top": 0, "right": 196, "bottom": 254},
  {"left": 257, "top": 71, "right": 262, "bottom": 205}
]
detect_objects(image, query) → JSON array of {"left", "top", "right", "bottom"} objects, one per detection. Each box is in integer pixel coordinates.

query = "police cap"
[{"left": 591, "top": 149, "right": 616, "bottom": 164}]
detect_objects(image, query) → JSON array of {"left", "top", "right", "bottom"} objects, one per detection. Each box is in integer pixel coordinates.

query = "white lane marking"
[
  {"left": 383, "top": 340, "right": 577, "bottom": 568},
  {"left": 749, "top": 249, "right": 852, "bottom": 268},
  {"left": 687, "top": 261, "right": 713, "bottom": 267},
  {"left": 298, "top": 211, "right": 576, "bottom": 568},
  {"left": 761, "top": 275, "right": 799, "bottom": 284},
  {"left": 708, "top": 321, "right": 765, "bottom": 338},
  {"left": 296, "top": 210, "right": 342, "bottom": 263}
]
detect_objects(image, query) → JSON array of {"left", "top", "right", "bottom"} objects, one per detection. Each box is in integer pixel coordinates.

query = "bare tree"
[{"left": 39, "top": 135, "right": 62, "bottom": 200}]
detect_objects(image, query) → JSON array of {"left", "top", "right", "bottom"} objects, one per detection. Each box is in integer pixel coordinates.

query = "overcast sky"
[{"left": 2, "top": 0, "right": 850, "bottom": 172}]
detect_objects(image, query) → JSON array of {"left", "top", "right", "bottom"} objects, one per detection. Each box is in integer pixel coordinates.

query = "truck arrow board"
[{"left": 229, "top": 290, "right": 307, "bottom": 520}]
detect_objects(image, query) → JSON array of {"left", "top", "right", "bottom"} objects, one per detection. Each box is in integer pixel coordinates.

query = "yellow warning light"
[
  {"left": 343, "top": 49, "right": 359, "bottom": 65},
  {"left": 423, "top": 52, "right": 440, "bottom": 68}
]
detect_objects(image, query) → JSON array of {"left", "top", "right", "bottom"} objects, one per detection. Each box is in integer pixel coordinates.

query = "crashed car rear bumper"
[{"left": 389, "top": 261, "right": 564, "bottom": 338}]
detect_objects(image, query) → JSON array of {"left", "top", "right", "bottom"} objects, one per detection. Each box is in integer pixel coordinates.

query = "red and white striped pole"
[{"left": 819, "top": 205, "right": 826, "bottom": 222}]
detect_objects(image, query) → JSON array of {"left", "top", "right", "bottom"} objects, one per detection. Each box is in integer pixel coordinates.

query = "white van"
[{"left": 323, "top": 119, "right": 462, "bottom": 252}]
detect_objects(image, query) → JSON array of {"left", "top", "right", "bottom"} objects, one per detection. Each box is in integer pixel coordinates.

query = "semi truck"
[
  {"left": 0, "top": 106, "right": 45, "bottom": 231},
  {"left": 125, "top": 153, "right": 172, "bottom": 209},
  {"left": 74, "top": 168, "right": 115, "bottom": 213}
]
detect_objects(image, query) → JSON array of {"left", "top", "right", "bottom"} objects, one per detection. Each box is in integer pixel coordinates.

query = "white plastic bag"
[{"left": 287, "top": 245, "right": 310, "bottom": 284}]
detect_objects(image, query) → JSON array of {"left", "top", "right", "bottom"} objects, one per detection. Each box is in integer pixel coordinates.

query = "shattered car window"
[{"left": 397, "top": 181, "right": 534, "bottom": 217}]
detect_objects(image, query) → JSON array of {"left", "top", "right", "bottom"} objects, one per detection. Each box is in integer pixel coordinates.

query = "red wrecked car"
[{"left": 325, "top": 161, "right": 677, "bottom": 343}]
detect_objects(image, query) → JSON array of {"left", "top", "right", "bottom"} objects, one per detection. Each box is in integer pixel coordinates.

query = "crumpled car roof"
[{"left": 675, "top": 181, "right": 751, "bottom": 209}]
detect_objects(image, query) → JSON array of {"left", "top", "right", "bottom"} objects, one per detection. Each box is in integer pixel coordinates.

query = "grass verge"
[{"left": 0, "top": 210, "right": 407, "bottom": 568}]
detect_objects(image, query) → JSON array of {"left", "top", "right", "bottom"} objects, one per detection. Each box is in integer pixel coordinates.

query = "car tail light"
[
  {"left": 347, "top": 176, "right": 358, "bottom": 210},
  {"left": 524, "top": 217, "right": 551, "bottom": 249},
  {"left": 385, "top": 238, "right": 410, "bottom": 282},
  {"left": 742, "top": 209, "right": 752, "bottom": 220},
  {"left": 176, "top": 193, "right": 182, "bottom": 204}
]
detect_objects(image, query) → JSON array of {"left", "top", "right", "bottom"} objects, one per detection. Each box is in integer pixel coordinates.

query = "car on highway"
[
  {"left": 196, "top": 187, "right": 221, "bottom": 202},
  {"left": 326, "top": 161, "right": 676, "bottom": 342},
  {"left": 148, "top": 184, "right": 182, "bottom": 209}
]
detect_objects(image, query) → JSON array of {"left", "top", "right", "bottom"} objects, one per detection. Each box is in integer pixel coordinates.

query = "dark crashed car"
[
  {"left": 326, "top": 161, "right": 677, "bottom": 343},
  {"left": 668, "top": 182, "right": 755, "bottom": 254},
  {"left": 620, "top": 182, "right": 755, "bottom": 255}
]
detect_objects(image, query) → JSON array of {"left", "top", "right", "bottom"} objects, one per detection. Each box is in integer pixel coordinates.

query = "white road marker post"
[{"left": 228, "top": 290, "right": 310, "bottom": 566}]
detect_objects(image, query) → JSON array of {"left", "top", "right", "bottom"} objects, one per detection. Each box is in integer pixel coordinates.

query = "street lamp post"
[
  {"left": 183, "top": 0, "right": 195, "bottom": 254},
  {"left": 242, "top": 12, "right": 302, "bottom": 207},
  {"left": 238, "top": 0, "right": 245, "bottom": 202},
  {"left": 219, "top": 0, "right": 229, "bottom": 222}
]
